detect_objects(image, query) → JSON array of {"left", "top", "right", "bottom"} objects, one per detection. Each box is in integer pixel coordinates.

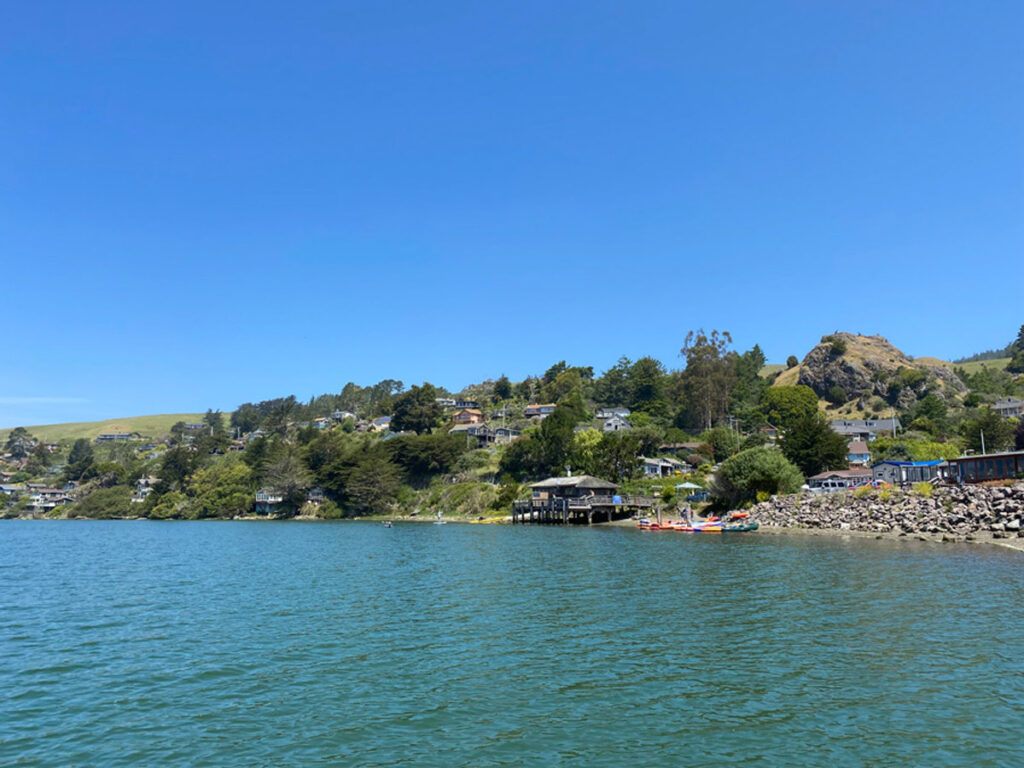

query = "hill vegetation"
[{"left": 2, "top": 325, "right": 1022, "bottom": 520}]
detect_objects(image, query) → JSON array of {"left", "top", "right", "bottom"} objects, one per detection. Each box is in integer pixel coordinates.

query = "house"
[
  {"left": 450, "top": 409, "right": 485, "bottom": 425},
  {"left": 369, "top": 416, "right": 393, "bottom": 432},
  {"left": 28, "top": 488, "right": 74, "bottom": 511},
  {"left": 95, "top": 433, "right": 135, "bottom": 443},
  {"left": 254, "top": 489, "right": 283, "bottom": 514},
  {"left": 596, "top": 407, "right": 631, "bottom": 419},
  {"left": 807, "top": 468, "right": 873, "bottom": 492},
  {"left": 132, "top": 476, "right": 159, "bottom": 503},
  {"left": 760, "top": 424, "right": 780, "bottom": 441},
  {"left": 332, "top": 410, "right": 358, "bottom": 422},
  {"left": 847, "top": 440, "right": 871, "bottom": 467},
  {"left": 946, "top": 451, "right": 1024, "bottom": 484},
  {"left": 640, "top": 456, "right": 688, "bottom": 478},
  {"left": 450, "top": 423, "right": 495, "bottom": 448},
  {"left": 830, "top": 419, "right": 901, "bottom": 442},
  {"left": 524, "top": 403, "right": 557, "bottom": 419},
  {"left": 0, "top": 484, "right": 23, "bottom": 497},
  {"left": 435, "top": 398, "right": 457, "bottom": 408},
  {"left": 313, "top": 417, "right": 329, "bottom": 430},
  {"left": 43, "top": 443, "right": 59, "bottom": 453},
  {"left": 455, "top": 398, "right": 480, "bottom": 409},
  {"left": 994, "top": 397, "right": 1024, "bottom": 418},
  {"left": 871, "top": 461, "right": 947, "bottom": 486},
  {"left": 246, "top": 429, "right": 266, "bottom": 442},
  {"left": 184, "top": 423, "right": 207, "bottom": 431},
  {"left": 493, "top": 426, "right": 522, "bottom": 444},
  {"left": 305, "top": 487, "right": 326, "bottom": 505},
  {"left": 602, "top": 416, "right": 632, "bottom": 432}
]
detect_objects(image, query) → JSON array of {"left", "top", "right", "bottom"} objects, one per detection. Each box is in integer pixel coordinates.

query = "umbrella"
[{"left": 676, "top": 482, "right": 702, "bottom": 489}]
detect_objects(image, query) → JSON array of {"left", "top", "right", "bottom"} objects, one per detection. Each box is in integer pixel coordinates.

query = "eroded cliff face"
[{"left": 796, "top": 332, "right": 966, "bottom": 408}]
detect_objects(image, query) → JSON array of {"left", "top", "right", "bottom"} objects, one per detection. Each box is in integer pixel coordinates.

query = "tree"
[
  {"left": 596, "top": 357, "right": 632, "bottom": 406},
  {"left": 570, "top": 428, "right": 604, "bottom": 477},
  {"left": 781, "top": 414, "right": 848, "bottom": 477},
  {"left": 24, "top": 443, "right": 51, "bottom": 476},
  {"left": 708, "top": 447, "right": 804, "bottom": 508},
  {"left": 203, "top": 409, "right": 225, "bottom": 434},
  {"left": 1007, "top": 325, "right": 1024, "bottom": 374},
  {"left": 65, "top": 438, "right": 96, "bottom": 482},
  {"left": 1015, "top": 420, "right": 1024, "bottom": 451},
  {"left": 493, "top": 375, "right": 513, "bottom": 401},
  {"left": 4, "top": 427, "right": 37, "bottom": 460},
  {"left": 230, "top": 403, "right": 261, "bottom": 434},
  {"left": 390, "top": 383, "right": 443, "bottom": 434},
  {"left": 761, "top": 385, "right": 819, "bottom": 430},
  {"left": 680, "top": 329, "right": 736, "bottom": 431},
  {"left": 961, "top": 410, "right": 1014, "bottom": 453},
  {"left": 71, "top": 487, "right": 132, "bottom": 519},
  {"left": 786, "top": 355, "right": 799, "bottom": 369},
  {"left": 264, "top": 448, "right": 313, "bottom": 515},
  {"left": 346, "top": 454, "right": 401, "bottom": 515},
  {"left": 699, "top": 427, "right": 740, "bottom": 462},
  {"left": 187, "top": 461, "right": 254, "bottom": 519},
  {"left": 387, "top": 433, "right": 466, "bottom": 480},
  {"left": 593, "top": 431, "right": 642, "bottom": 481},
  {"left": 627, "top": 357, "right": 667, "bottom": 414}
]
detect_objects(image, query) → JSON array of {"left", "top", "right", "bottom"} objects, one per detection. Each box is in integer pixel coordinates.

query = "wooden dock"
[{"left": 512, "top": 494, "right": 655, "bottom": 525}]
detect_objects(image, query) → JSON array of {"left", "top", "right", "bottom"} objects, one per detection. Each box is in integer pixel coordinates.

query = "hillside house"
[
  {"left": 640, "top": 456, "right": 688, "bottom": 478},
  {"left": 603, "top": 415, "right": 632, "bottom": 432},
  {"left": 28, "top": 488, "right": 73, "bottom": 511},
  {"left": 450, "top": 423, "right": 495, "bottom": 448},
  {"left": 807, "top": 468, "right": 872, "bottom": 492},
  {"left": 455, "top": 398, "right": 480, "bottom": 409},
  {"left": 596, "top": 407, "right": 631, "bottom": 419},
  {"left": 131, "top": 476, "right": 160, "bottom": 503},
  {"left": 369, "top": 416, "right": 393, "bottom": 432},
  {"left": 0, "top": 484, "right": 22, "bottom": 497},
  {"left": 871, "top": 460, "right": 947, "bottom": 486},
  {"left": 493, "top": 426, "right": 522, "bottom": 444},
  {"left": 994, "top": 397, "right": 1024, "bottom": 418},
  {"left": 254, "top": 489, "right": 283, "bottom": 514},
  {"left": 435, "top": 398, "right": 457, "bottom": 408},
  {"left": 847, "top": 441, "right": 871, "bottom": 467},
  {"left": 524, "top": 404, "right": 556, "bottom": 419},
  {"left": 451, "top": 408, "right": 485, "bottom": 426},
  {"left": 305, "top": 487, "right": 326, "bottom": 505},
  {"left": 332, "top": 410, "right": 358, "bottom": 422},
  {"left": 95, "top": 433, "right": 135, "bottom": 443},
  {"left": 313, "top": 417, "right": 329, "bottom": 430},
  {"left": 658, "top": 442, "right": 705, "bottom": 455},
  {"left": 830, "top": 418, "right": 901, "bottom": 442}
]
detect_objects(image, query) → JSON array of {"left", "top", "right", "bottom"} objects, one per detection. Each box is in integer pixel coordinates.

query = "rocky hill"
[{"left": 775, "top": 332, "right": 966, "bottom": 411}]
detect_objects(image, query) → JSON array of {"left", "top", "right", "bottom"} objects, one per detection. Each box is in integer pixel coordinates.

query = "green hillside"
[{"left": 0, "top": 413, "right": 208, "bottom": 444}]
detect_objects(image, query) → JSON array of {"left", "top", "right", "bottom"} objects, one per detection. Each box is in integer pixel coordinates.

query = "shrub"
[
  {"left": 828, "top": 337, "right": 848, "bottom": 356},
  {"left": 755, "top": 491, "right": 771, "bottom": 503},
  {"left": 853, "top": 485, "right": 874, "bottom": 500},
  {"left": 912, "top": 482, "right": 933, "bottom": 498},
  {"left": 708, "top": 447, "right": 804, "bottom": 508},
  {"left": 827, "top": 385, "right": 847, "bottom": 405}
]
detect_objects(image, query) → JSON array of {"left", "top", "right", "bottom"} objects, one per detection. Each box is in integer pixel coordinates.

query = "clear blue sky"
[{"left": 2, "top": 1, "right": 1022, "bottom": 427}]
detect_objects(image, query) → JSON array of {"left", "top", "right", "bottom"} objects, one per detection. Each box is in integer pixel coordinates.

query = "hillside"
[
  {"left": 0, "top": 413, "right": 208, "bottom": 444},
  {"left": 770, "top": 333, "right": 970, "bottom": 417}
]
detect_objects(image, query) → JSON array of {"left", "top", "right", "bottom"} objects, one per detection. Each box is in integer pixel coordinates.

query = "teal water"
[{"left": 2, "top": 522, "right": 1024, "bottom": 766}]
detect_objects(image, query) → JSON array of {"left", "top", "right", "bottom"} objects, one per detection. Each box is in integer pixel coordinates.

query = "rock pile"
[{"left": 752, "top": 484, "right": 1024, "bottom": 539}]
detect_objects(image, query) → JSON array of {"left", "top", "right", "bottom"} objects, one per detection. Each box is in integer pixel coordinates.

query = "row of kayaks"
[{"left": 638, "top": 511, "right": 758, "bottom": 533}]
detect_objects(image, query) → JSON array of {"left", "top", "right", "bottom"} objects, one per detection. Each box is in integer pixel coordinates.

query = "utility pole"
[{"left": 981, "top": 429, "right": 986, "bottom": 456}]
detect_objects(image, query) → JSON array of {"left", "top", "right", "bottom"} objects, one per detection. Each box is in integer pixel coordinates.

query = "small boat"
[{"left": 383, "top": 521, "right": 393, "bottom": 528}]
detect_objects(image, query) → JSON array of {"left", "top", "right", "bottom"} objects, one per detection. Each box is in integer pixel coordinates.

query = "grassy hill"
[{"left": 0, "top": 414, "right": 208, "bottom": 444}]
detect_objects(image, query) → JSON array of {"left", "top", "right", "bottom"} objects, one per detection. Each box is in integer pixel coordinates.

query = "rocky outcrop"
[
  {"left": 796, "top": 332, "right": 966, "bottom": 406},
  {"left": 752, "top": 484, "right": 1024, "bottom": 539}
]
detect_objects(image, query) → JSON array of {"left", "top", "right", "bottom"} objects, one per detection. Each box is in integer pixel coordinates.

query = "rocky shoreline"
[{"left": 751, "top": 483, "right": 1024, "bottom": 544}]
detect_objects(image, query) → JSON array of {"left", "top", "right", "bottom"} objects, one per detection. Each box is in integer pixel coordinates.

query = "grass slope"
[{"left": 0, "top": 414, "right": 208, "bottom": 444}]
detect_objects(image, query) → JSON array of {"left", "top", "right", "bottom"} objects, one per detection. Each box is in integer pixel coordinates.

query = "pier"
[{"left": 511, "top": 475, "right": 655, "bottom": 525}]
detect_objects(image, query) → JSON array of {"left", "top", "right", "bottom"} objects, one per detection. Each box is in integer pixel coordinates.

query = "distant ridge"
[{"left": 0, "top": 413, "right": 208, "bottom": 444}]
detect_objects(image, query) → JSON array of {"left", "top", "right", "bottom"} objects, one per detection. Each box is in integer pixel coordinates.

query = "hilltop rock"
[{"left": 796, "top": 332, "right": 966, "bottom": 406}]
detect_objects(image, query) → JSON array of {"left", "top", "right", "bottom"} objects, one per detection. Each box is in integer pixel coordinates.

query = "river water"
[{"left": 2, "top": 521, "right": 1023, "bottom": 766}]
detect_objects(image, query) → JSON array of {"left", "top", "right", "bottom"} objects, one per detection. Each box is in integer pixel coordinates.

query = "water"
[{"left": 2, "top": 522, "right": 1024, "bottom": 767}]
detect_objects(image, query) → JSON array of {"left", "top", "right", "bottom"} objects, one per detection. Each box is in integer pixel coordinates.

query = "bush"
[
  {"left": 912, "top": 482, "right": 933, "bottom": 498},
  {"left": 853, "top": 485, "right": 874, "bottom": 500},
  {"left": 825, "top": 336, "right": 847, "bottom": 356},
  {"left": 708, "top": 447, "right": 804, "bottom": 508},
  {"left": 70, "top": 486, "right": 133, "bottom": 519},
  {"left": 786, "top": 355, "right": 799, "bottom": 369},
  {"left": 827, "top": 385, "right": 847, "bottom": 405}
]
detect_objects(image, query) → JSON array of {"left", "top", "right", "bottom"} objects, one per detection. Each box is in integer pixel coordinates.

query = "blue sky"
[{"left": 2, "top": 1, "right": 1022, "bottom": 427}]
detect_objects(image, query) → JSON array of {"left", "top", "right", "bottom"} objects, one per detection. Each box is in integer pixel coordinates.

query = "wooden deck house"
[{"left": 512, "top": 475, "right": 655, "bottom": 525}]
